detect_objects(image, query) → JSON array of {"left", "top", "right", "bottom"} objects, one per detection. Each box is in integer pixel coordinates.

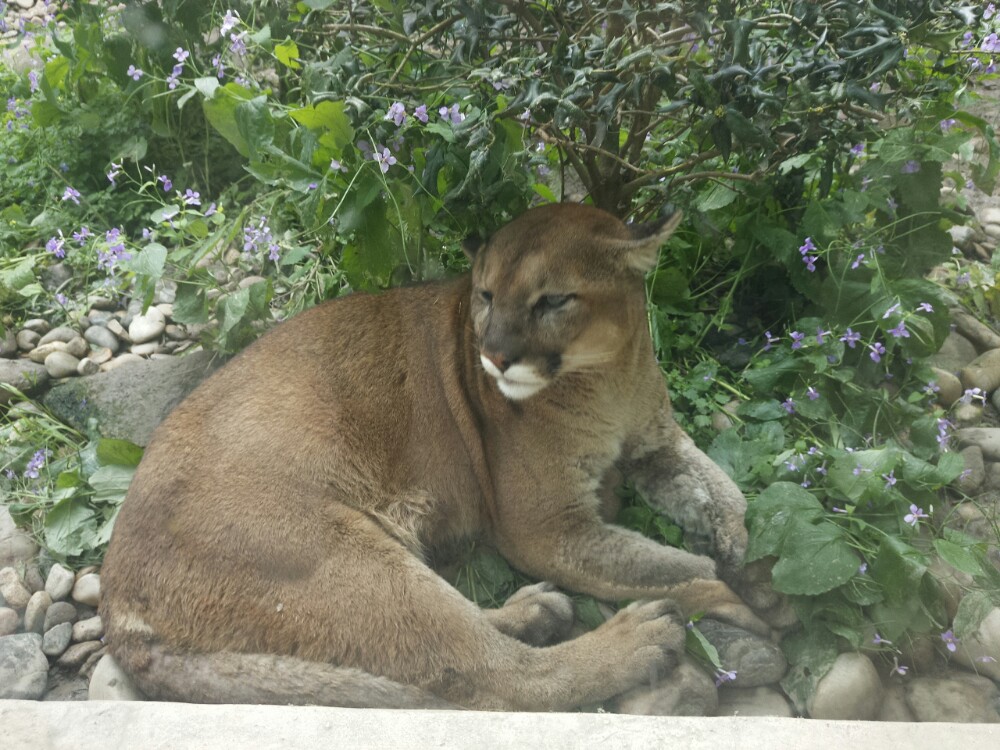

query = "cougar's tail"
[{"left": 114, "top": 643, "right": 455, "bottom": 709}]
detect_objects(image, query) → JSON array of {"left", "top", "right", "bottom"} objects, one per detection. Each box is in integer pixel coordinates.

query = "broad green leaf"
[
  {"left": 202, "top": 83, "right": 258, "bottom": 157},
  {"left": 933, "top": 538, "right": 984, "bottom": 578},
  {"left": 780, "top": 627, "right": 839, "bottom": 715},
  {"left": 172, "top": 281, "right": 209, "bottom": 325},
  {"left": 745, "top": 482, "right": 823, "bottom": 562},
  {"left": 693, "top": 181, "right": 738, "bottom": 212},
  {"left": 871, "top": 536, "right": 927, "bottom": 605},
  {"left": 88, "top": 465, "right": 136, "bottom": 504},
  {"left": 96, "top": 438, "right": 144, "bottom": 468},
  {"left": 827, "top": 448, "right": 898, "bottom": 502},
  {"left": 953, "top": 590, "right": 996, "bottom": 638},
  {"left": 771, "top": 517, "right": 860, "bottom": 595},
  {"left": 43, "top": 497, "right": 95, "bottom": 557},
  {"left": 129, "top": 243, "right": 167, "bottom": 280},
  {"left": 275, "top": 40, "right": 302, "bottom": 69},
  {"left": 573, "top": 597, "right": 606, "bottom": 630},
  {"left": 686, "top": 624, "right": 722, "bottom": 670}
]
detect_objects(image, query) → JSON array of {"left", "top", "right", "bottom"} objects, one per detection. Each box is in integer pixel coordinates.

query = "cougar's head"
[{"left": 464, "top": 203, "right": 682, "bottom": 401}]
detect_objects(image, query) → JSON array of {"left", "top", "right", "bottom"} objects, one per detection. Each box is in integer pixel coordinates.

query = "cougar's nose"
[{"left": 482, "top": 350, "right": 511, "bottom": 373}]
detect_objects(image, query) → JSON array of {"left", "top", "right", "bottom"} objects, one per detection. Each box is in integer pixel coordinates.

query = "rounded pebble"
[
  {"left": 0, "top": 607, "right": 19, "bottom": 636},
  {"left": 16, "top": 329, "right": 40, "bottom": 351},
  {"left": 128, "top": 307, "right": 166, "bottom": 344},
  {"left": 43, "top": 601, "right": 77, "bottom": 632},
  {"left": 45, "top": 563, "right": 75, "bottom": 601},
  {"left": 23, "top": 590, "right": 52, "bottom": 634},
  {"left": 83, "top": 325, "right": 120, "bottom": 353},
  {"left": 72, "top": 573, "right": 101, "bottom": 607},
  {"left": 44, "top": 351, "right": 81, "bottom": 378},
  {"left": 89, "top": 654, "right": 146, "bottom": 701},
  {"left": 0, "top": 633, "right": 49, "bottom": 699},
  {"left": 0, "top": 567, "right": 32, "bottom": 610},
  {"left": 77, "top": 358, "right": 100, "bottom": 376},
  {"left": 42, "top": 621, "right": 73, "bottom": 657},
  {"left": 72, "top": 614, "right": 104, "bottom": 642},
  {"left": 36, "top": 326, "right": 77, "bottom": 346},
  {"left": 807, "top": 652, "right": 883, "bottom": 720}
]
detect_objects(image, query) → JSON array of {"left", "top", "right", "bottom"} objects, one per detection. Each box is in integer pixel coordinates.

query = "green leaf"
[
  {"left": 87, "top": 465, "right": 136, "bottom": 505},
  {"left": 686, "top": 624, "right": 723, "bottom": 670},
  {"left": 172, "top": 281, "right": 209, "bottom": 325},
  {"left": 129, "top": 243, "right": 168, "bottom": 280},
  {"left": 573, "top": 597, "right": 606, "bottom": 630},
  {"left": 693, "top": 181, "right": 739, "bottom": 212},
  {"left": 234, "top": 96, "right": 275, "bottom": 162},
  {"left": 745, "top": 482, "right": 824, "bottom": 562},
  {"left": 290, "top": 101, "right": 355, "bottom": 151},
  {"left": 827, "top": 448, "right": 898, "bottom": 502},
  {"left": 96, "top": 438, "right": 144, "bottom": 468},
  {"left": 0, "top": 258, "right": 36, "bottom": 292},
  {"left": 871, "top": 537, "right": 927, "bottom": 605},
  {"left": 780, "top": 627, "right": 839, "bottom": 715},
  {"left": 43, "top": 497, "right": 96, "bottom": 557},
  {"left": 275, "top": 40, "right": 302, "bottom": 69},
  {"left": 202, "top": 83, "right": 259, "bottom": 158},
  {"left": 771, "top": 517, "right": 860, "bottom": 595}
]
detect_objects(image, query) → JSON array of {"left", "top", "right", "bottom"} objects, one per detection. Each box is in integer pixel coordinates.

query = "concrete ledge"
[{"left": 2, "top": 701, "right": 999, "bottom": 750}]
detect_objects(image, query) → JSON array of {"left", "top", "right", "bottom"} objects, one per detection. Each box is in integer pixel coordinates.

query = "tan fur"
[{"left": 100, "top": 203, "right": 779, "bottom": 712}]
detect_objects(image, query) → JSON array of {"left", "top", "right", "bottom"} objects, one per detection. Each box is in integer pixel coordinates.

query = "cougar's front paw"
[
  {"left": 601, "top": 599, "right": 686, "bottom": 687},
  {"left": 493, "top": 582, "right": 575, "bottom": 646}
]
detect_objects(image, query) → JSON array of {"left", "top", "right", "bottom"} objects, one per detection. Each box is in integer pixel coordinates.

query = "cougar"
[{"left": 100, "top": 203, "right": 780, "bottom": 711}]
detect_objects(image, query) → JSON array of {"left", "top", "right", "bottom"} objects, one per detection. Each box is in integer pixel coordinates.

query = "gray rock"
[
  {"left": 0, "top": 327, "right": 17, "bottom": 358},
  {"left": 44, "top": 350, "right": 223, "bottom": 446},
  {"left": 130, "top": 341, "right": 163, "bottom": 356},
  {"left": 87, "top": 310, "right": 114, "bottom": 327},
  {"left": 15, "top": 329, "right": 40, "bottom": 351},
  {"left": 954, "top": 402, "right": 984, "bottom": 427},
  {"left": 37, "top": 326, "right": 77, "bottom": 346},
  {"left": 72, "top": 573, "right": 100, "bottom": 607},
  {"left": 23, "top": 591, "right": 52, "bottom": 634},
  {"left": 952, "top": 607, "right": 1000, "bottom": 682},
  {"left": 0, "top": 607, "right": 18, "bottom": 636},
  {"left": 0, "top": 567, "right": 31, "bottom": 610},
  {"left": 45, "top": 351, "right": 81, "bottom": 379},
  {"left": 65, "top": 336, "right": 89, "bottom": 360},
  {"left": 41, "top": 262, "right": 73, "bottom": 291},
  {"left": 106, "top": 318, "right": 130, "bottom": 342},
  {"left": 905, "top": 672, "right": 1000, "bottom": 722},
  {"left": 99, "top": 353, "right": 144, "bottom": 372},
  {"left": 877, "top": 682, "right": 914, "bottom": 722},
  {"left": 960, "top": 348, "right": 1000, "bottom": 394},
  {"left": 0, "top": 359, "right": 50, "bottom": 405},
  {"left": 982, "top": 207, "right": 1000, "bottom": 225},
  {"left": 128, "top": 306, "right": 166, "bottom": 344},
  {"left": 86, "top": 295, "right": 117, "bottom": 311},
  {"left": 0, "top": 633, "right": 49, "bottom": 699},
  {"left": 56, "top": 640, "right": 103, "bottom": 668},
  {"left": 89, "top": 347, "right": 113, "bottom": 366},
  {"left": 72, "top": 615, "right": 103, "bottom": 643},
  {"left": 44, "top": 563, "right": 75, "bottom": 601},
  {"left": 931, "top": 367, "right": 964, "bottom": 406},
  {"left": 23, "top": 565, "right": 43, "bottom": 594},
  {"left": 42, "top": 621, "right": 73, "bottom": 657},
  {"left": 955, "top": 445, "right": 986, "bottom": 493},
  {"left": 952, "top": 310, "right": 1000, "bottom": 352},
  {"left": 986, "top": 462, "right": 1000, "bottom": 491},
  {"left": 696, "top": 619, "right": 787, "bottom": 688},
  {"left": 807, "top": 652, "right": 883, "bottom": 720},
  {"left": 164, "top": 324, "right": 187, "bottom": 341},
  {"left": 21, "top": 319, "right": 51, "bottom": 334},
  {"left": 609, "top": 659, "right": 718, "bottom": 716},
  {"left": 0, "top": 505, "right": 39, "bottom": 567},
  {"left": 83, "top": 325, "right": 120, "bottom": 353},
  {"left": 930, "top": 332, "right": 978, "bottom": 373},
  {"left": 77, "top": 358, "right": 100, "bottom": 376},
  {"left": 43, "top": 601, "right": 77, "bottom": 632},
  {"left": 716, "top": 686, "right": 794, "bottom": 717},
  {"left": 27, "top": 340, "right": 68, "bottom": 363},
  {"left": 89, "top": 653, "right": 146, "bottom": 701},
  {"left": 957, "top": 428, "right": 1000, "bottom": 461},
  {"left": 950, "top": 225, "right": 976, "bottom": 252}
]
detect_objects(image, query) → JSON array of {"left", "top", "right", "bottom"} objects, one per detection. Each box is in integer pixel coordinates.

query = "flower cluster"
[{"left": 243, "top": 217, "right": 281, "bottom": 262}]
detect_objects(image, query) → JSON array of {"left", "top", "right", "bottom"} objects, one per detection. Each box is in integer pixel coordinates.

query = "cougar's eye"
[
  {"left": 533, "top": 294, "right": 575, "bottom": 314},
  {"left": 478, "top": 289, "right": 493, "bottom": 305}
]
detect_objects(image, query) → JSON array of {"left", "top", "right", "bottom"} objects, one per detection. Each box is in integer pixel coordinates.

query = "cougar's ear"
[
  {"left": 616, "top": 208, "right": 683, "bottom": 273},
  {"left": 462, "top": 235, "right": 486, "bottom": 262}
]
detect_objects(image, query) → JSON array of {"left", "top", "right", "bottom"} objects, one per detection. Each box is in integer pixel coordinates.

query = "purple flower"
[
  {"left": 978, "top": 656, "right": 997, "bottom": 664},
  {"left": 873, "top": 633, "right": 892, "bottom": 646},
  {"left": 984, "top": 33, "right": 1000, "bottom": 54},
  {"left": 384, "top": 101, "right": 406, "bottom": 127},
  {"left": 23, "top": 449, "right": 49, "bottom": 479},
  {"left": 61, "top": 186, "right": 81, "bottom": 205},
  {"left": 357, "top": 140, "right": 373, "bottom": 158},
  {"left": 890, "top": 659, "right": 909, "bottom": 677},
  {"left": 882, "top": 302, "right": 901, "bottom": 319},
  {"left": 173, "top": 47, "right": 190, "bottom": 63},
  {"left": 869, "top": 341, "right": 886, "bottom": 362},
  {"left": 851, "top": 253, "right": 865, "bottom": 269},
  {"left": 940, "top": 118, "right": 957, "bottom": 132},
  {"left": 807, "top": 386, "right": 819, "bottom": 401},
  {"left": 212, "top": 54, "right": 225, "bottom": 79},
  {"left": 901, "top": 160, "right": 921, "bottom": 174},
  {"left": 987, "top": 3, "right": 997, "bottom": 21},
  {"left": 858, "top": 562, "right": 868, "bottom": 574},
  {"left": 762, "top": 330, "right": 780, "bottom": 352},
  {"left": 28, "top": 70, "right": 38, "bottom": 93},
  {"left": 781, "top": 398, "right": 796, "bottom": 414},
  {"left": 832, "top": 506, "right": 848, "bottom": 514},
  {"left": 903, "top": 504, "right": 929, "bottom": 526},
  {"left": 127, "top": 64, "right": 143, "bottom": 80},
  {"left": 887, "top": 196, "right": 898, "bottom": 213},
  {"left": 790, "top": 331, "right": 805, "bottom": 350},
  {"left": 852, "top": 463, "right": 868, "bottom": 477},
  {"left": 375, "top": 147, "right": 397, "bottom": 174},
  {"left": 960, "top": 387, "right": 986, "bottom": 405},
  {"left": 414, "top": 104, "right": 428, "bottom": 123},
  {"left": 229, "top": 32, "right": 247, "bottom": 56},
  {"left": 518, "top": 108, "right": 531, "bottom": 122},
  {"left": 714, "top": 669, "right": 737, "bottom": 687},
  {"left": 220, "top": 9, "right": 240, "bottom": 34},
  {"left": 888, "top": 321, "right": 909, "bottom": 339},
  {"left": 850, "top": 143, "right": 865, "bottom": 157},
  {"left": 439, "top": 103, "right": 465, "bottom": 124},
  {"left": 916, "top": 302, "right": 933, "bottom": 313},
  {"left": 883, "top": 470, "right": 896, "bottom": 489},
  {"left": 940, "top": 630, "right": 959, "bottom": 653},
  {"left": 182, "top": 188, "right": 201, "bottom": 206},
  {"left": 72, "top": 226, "right": 91, "bottom": 245},
  {"left": 803, "top": 255, "right": 818, "bottom": 272},
  {"left": 815, "top": 327, "right": 831, "bottom": 344},
  {"left": 55, "top": 292, "right": 67, "bottom": 306},
  {"left": 840, "top": 328, "right": 861, "bottom": 348},
  {"left": 157, "top": 174, "right": 172, "bottom": 192},
  {"left": 98, "top": 227, "right": 132, "bottom": 273},
  {"left": 45, "top": 232, "right": 66, "bottom": 258},
  {"left": 798, "top": 236, "right": 816, "bottom": 255},
  {"left": 204, "top": 203, "right": 217, "bottom": 217}
]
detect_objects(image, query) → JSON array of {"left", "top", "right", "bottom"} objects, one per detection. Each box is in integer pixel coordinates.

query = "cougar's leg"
[{"left": 103, "top": 500, "right": 684, "bottom": 711}]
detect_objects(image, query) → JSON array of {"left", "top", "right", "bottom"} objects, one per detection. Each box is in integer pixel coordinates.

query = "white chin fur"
[{"left": 480, "top": 356, "right": 549, "bottom": 401}]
